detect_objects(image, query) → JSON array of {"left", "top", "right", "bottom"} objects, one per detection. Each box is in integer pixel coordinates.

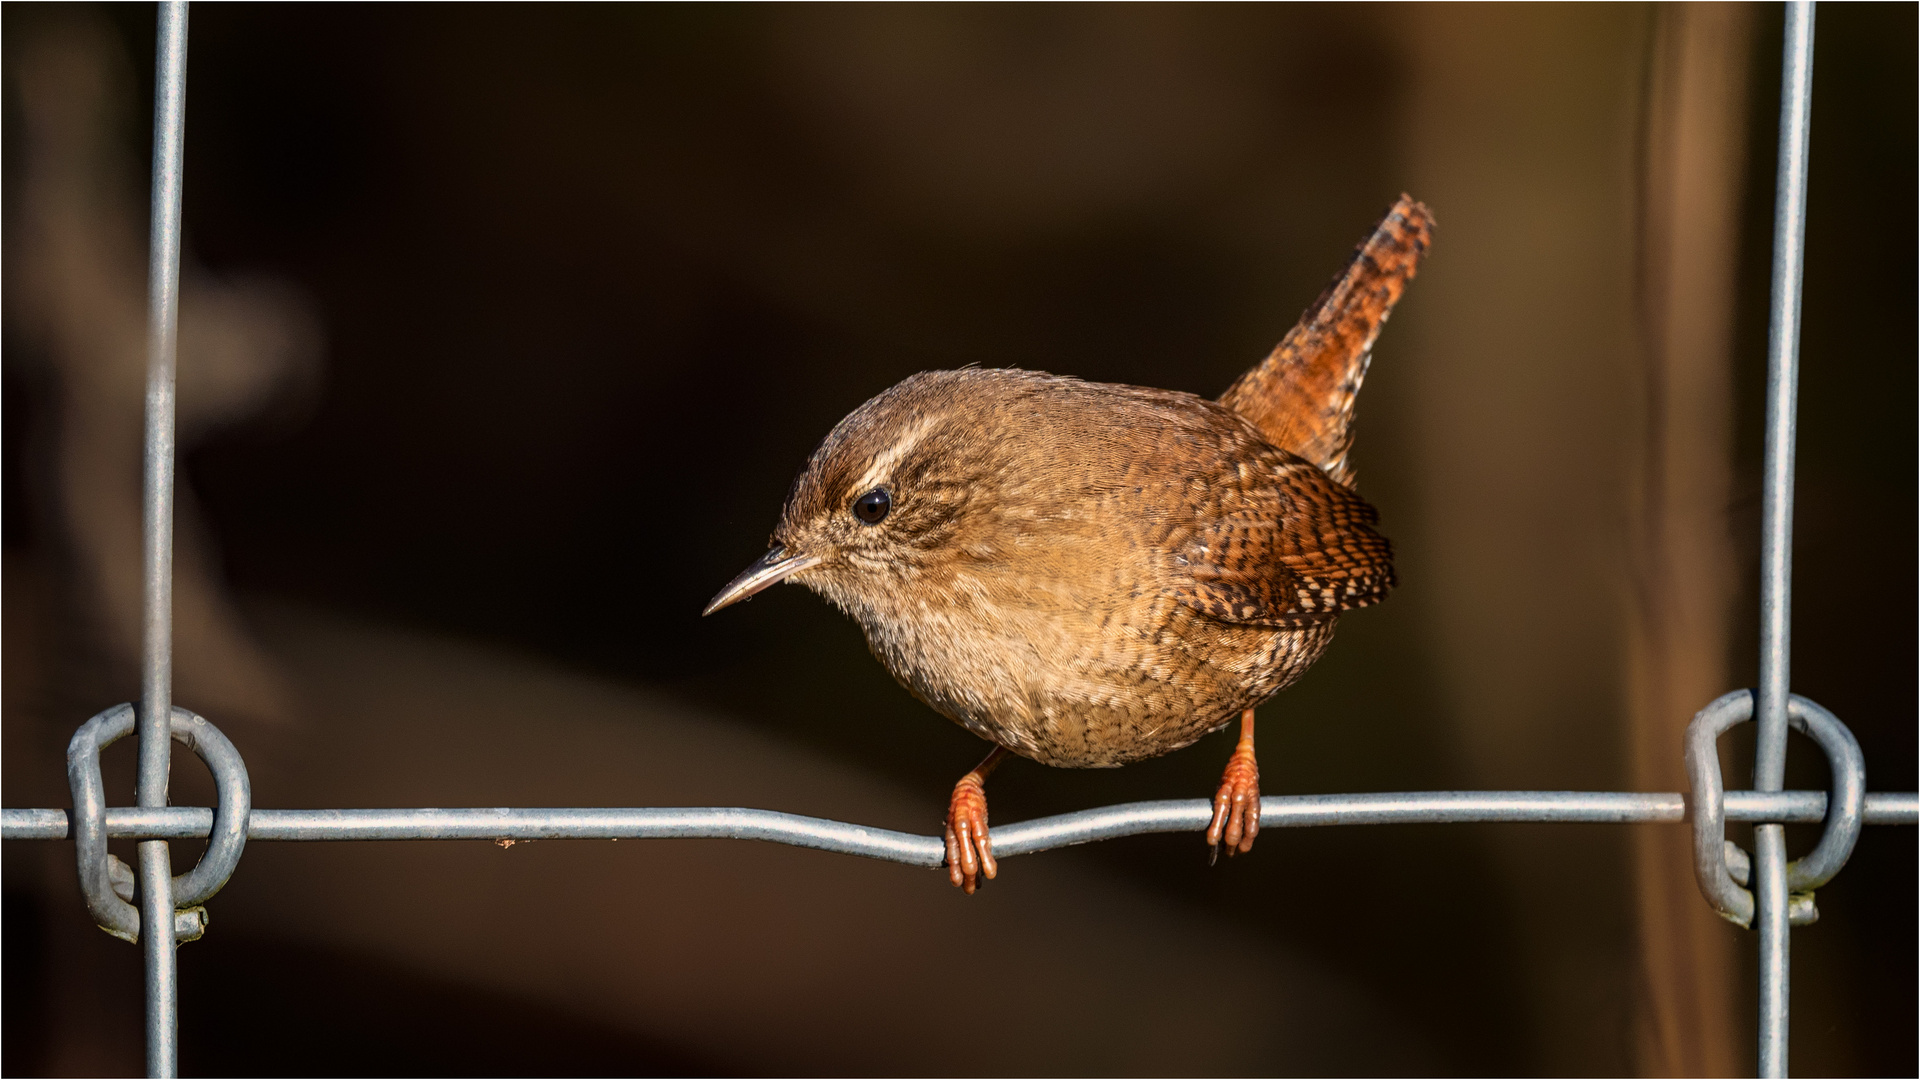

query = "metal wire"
[
  {"left": 61, "top": 704, "right": 250, "bottom": 942},
  {"left": 6, "top": 791, "right": 1914, "bottom": 856},
  {"left": 1757, "top": 1, "right": 1816, "bottom": 795},
  {"left": 1688, "top": 692, "right": 1867, "bottom": 928},
  {"left": 1757, "top": 3, "right": 1816, "bottom": 1073},
  {"left": 139, "top": 5, "right": 189, "bottom": 1077}
]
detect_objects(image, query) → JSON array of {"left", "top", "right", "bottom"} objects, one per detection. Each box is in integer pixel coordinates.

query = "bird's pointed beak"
[{"left": 703, "top": 545, "right": 824, "bottom": 616}]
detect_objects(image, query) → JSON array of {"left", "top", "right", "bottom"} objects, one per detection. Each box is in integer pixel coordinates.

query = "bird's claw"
[
  {"left": 1207, "top": 743, "right": 1261, "bottom": 860},
  {"left": 944, "top": 775, "right": 996, "bottom": 893}
]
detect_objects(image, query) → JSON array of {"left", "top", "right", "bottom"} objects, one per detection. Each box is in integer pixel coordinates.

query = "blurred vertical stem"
[{"left": 1626, "top": 4, "right": 1753, "bottom": 1076}]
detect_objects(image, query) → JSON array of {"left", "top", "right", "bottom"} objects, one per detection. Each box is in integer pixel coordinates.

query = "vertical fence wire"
[
  {"left": 139, "top": 3, "right": 190, "bottom": 1077},
  {"left": 1756, "top": 2, "right": 1816, "bottom": 1075}
]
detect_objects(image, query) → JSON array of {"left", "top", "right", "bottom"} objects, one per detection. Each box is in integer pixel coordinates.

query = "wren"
[{"left": 707, "top": 196, "right": 1432, "bottom": 892}]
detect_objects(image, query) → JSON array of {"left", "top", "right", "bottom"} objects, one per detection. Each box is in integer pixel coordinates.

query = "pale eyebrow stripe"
[{"left": 851, "top": 412, "right": 940, "bottom": 495}]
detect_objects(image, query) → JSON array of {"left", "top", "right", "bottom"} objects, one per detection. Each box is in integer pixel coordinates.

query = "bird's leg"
[
  {"left": 944, "top": 746, "right": 1008, "bottom": 893},
  {"left": 1207, "top": 709, "right": 1261, "bottom": 860}
]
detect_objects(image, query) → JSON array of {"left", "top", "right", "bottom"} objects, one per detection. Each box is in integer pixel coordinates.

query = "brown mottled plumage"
[{"left": 707, "top": 196, "right": 1434, "bottom": 891}]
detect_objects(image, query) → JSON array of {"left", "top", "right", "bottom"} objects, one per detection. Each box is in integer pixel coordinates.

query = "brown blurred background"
[{"left": 3, "top": 3, "right": 1912, "bottom": 1076}]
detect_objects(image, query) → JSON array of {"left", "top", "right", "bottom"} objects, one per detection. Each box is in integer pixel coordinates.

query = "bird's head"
[{"left": 703, "top": 369, "right": 1040, "bottom": 622}]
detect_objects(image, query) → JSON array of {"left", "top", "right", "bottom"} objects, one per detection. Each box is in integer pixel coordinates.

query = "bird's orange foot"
[
  {"left": 944, "top": 772, "right": 997, "bottom": 893},
  {"left": 1207, "top": 718, "right": 1261, "bottom": 860}
]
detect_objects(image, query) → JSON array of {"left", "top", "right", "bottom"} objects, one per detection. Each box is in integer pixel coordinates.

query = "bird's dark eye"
[{"left": 852, "top": 488, "right": 892, "bottom": 524}]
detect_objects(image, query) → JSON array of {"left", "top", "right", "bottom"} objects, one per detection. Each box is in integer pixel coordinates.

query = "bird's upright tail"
[{"left": 1219, "top": 194, "right": 1434, "bottom": 487}]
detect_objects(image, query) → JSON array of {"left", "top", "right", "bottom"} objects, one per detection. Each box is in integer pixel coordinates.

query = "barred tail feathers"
[{"left": 1220, "top": 195, "right": 1434, "bottom": 487}]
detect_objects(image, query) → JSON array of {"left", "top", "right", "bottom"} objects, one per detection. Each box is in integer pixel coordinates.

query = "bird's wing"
[
  {"left": 1218, "top": 195, "right": 1432, "bottom": 488},
  {"left": 1171, "top": 452, "right": 1395, "bottom": 627}
]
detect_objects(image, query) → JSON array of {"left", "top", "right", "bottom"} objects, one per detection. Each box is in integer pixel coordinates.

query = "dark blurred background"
[{"left": 3, "top": 3, "right": 1912, "bottom": 1076}]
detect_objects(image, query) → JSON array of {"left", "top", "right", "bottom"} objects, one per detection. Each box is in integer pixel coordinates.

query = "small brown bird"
[{"left": 707, "top": 196, "right": 1432, "bottom": 892}]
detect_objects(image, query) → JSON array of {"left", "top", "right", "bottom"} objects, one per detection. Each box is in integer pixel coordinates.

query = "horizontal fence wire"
[{"left": 8, "top": 791, "right": 1915, "bottom": 869}]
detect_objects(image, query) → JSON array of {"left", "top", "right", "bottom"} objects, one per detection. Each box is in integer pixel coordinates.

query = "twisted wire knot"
[
  {"left": 66, "top": 704, "right": 252, "bottom": 943},
  {"left": 1686, "top": 690, "right": 1865, "bottom": 928}
]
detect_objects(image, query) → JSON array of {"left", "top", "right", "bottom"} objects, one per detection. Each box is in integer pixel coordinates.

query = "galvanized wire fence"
[{"left": 1, "top": 2, "right": 1912, "bottom": 1076}]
